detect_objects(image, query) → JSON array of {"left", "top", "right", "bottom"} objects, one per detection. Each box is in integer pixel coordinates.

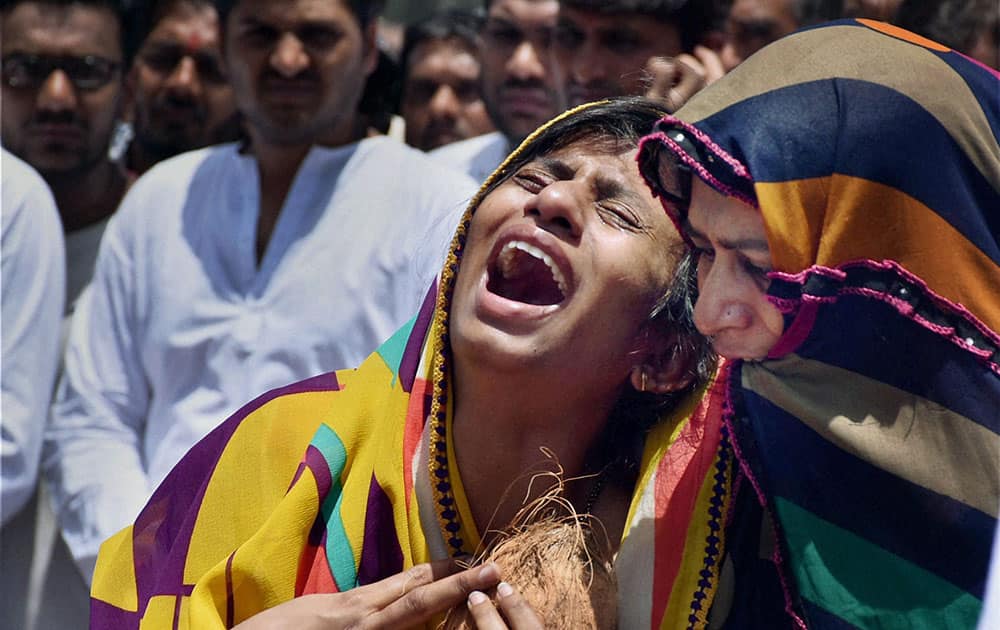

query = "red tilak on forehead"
[{"left": 184, "top": 32, "right": 205, "bottom": 53}]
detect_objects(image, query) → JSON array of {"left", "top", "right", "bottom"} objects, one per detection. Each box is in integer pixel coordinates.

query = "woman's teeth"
[{"left": 497, "top": 241, "right": 568, "bottom": 296}]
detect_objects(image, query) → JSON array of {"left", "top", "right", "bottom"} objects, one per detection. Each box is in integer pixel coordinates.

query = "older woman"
[
  {"left": 639, "top": 19, "right": 999, "bottom": 629},
  {"left": 88, "top": 98, "right": 723, "bottom": 629}
]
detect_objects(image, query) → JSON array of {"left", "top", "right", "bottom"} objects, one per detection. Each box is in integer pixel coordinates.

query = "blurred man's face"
[
  {"left": 720, "top": 0, "right": 798, "bottom": 71},
  {"left": 128, "top": 1, "right": 237, "bottom": 165},
  {"left": 401, "top": 38, "right": 494, "bottom": 151},
  {"left": 222, "top": 0, "right": 376, "bottom": 148},
  {"left": 1, "top": 2, "right": 123, "bottom": 177},
  {"left": 478, "top": 0, "right": 561, "bottom": 146},
  {"left": 554, "top": 7, "right": 682, "bottom": 107}
]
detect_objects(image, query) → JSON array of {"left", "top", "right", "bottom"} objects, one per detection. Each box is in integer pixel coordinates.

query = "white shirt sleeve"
[
  {"left": 1, "top": 152, "right": 66, "bottom": 526},
  {"left": 43, "top": 193, "right": 152, "bottom": 582}
]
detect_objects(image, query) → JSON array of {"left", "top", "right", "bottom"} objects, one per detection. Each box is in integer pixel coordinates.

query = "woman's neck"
[{"left": 451, "top": 367, "right": 625, "bottom": 544}]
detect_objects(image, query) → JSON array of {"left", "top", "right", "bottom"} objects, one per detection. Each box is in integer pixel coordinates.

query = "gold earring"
[{"left": 640, "top": 371, "right": 648, "bottom": 393}]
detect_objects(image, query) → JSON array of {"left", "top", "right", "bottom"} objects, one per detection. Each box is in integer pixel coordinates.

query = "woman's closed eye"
[
  {"left": 513, "top": 169, "right": 552, "bottom": 194},
  {"left": 740, "top": 255, "right": 772, "bottom": 289},
  {"left": 597, "top": 201, "right": 644, "bottom": 231}
]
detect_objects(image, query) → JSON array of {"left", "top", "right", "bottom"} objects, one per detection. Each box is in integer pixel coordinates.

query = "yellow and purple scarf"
[
  {"left": 639, "top": 20, "right": 1000, "bottom": 629},
  {"left": 90, "top": 103, "right": 733, "bottom": 630}
]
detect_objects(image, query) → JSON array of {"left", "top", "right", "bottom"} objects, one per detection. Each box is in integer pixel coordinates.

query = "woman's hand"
[
  {"left": 463, "top": 581, "right": 544, "bottom": 629},
  {"left": 233, "top": 559, "right": 502, "bottom": 629}
]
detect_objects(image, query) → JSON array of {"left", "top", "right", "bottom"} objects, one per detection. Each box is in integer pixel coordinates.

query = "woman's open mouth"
[{"left": 487, "top": 240, "right": 568, "bottom": 306}]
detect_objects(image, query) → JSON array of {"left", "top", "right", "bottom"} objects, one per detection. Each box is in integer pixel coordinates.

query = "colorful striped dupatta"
[
  {"left": 89, "top": 102, "right": 733, "bottom": 629},
  {"left": 639, "top": 19, "right": 1000, "bottom": 629}
]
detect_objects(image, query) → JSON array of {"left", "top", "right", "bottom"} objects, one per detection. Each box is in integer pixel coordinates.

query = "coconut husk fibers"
[{"left": 441, "top": 468, "right": 618, "bottom": 629}]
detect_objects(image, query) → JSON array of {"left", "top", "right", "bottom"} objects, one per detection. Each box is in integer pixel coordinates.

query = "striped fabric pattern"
[{"left": 639, "top": 19, "right": 1000, "bottom": 629}]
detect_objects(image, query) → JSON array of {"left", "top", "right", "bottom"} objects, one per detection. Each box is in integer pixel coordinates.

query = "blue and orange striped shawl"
[{"left": 639, "top": 19, "right": 1000, "bottom": 629}]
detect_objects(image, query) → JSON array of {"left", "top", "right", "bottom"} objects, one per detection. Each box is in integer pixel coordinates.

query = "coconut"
[{"left": 441, "top": 469, "right": 618, "bottom": 629}]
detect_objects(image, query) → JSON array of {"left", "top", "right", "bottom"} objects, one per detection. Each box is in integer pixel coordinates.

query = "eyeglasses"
[
  {"left": 652, "top": 130, "right": 697, "bottom": 214},
  {"left": 643, "top": 125, "right": 755, "bottom": 217},
  {"left": 2, "top": 53, "right": 121, "bottom": 91}
]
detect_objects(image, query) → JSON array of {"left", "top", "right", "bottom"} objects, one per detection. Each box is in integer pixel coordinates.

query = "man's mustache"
[{"left": 29, "top": 109, "right": 86, "bottom": 128}]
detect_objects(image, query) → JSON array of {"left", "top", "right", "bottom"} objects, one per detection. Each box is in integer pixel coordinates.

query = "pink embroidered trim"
[{"left": 765, "top": 258, "right": 1000, "bottom": 373}]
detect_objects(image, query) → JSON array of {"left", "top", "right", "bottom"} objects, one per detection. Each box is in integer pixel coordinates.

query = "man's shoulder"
[
  {"left": 352, "top": 136, "right": 479, "bottom": 194},
  {"left": 429, "top": 132, "right": 509, "bottom": 182},
  {"left": 430, "top": 132, "right": 507, "bottom": 160},
  {"left": 1, "top": 149, "right": 61, "bottom": 243},
  {"left": 109, "top": 144, "right": 242, "bottom": 238},
  {"left": 131, "top": 143, "right": 241, "bottom": 193},
  {"left": 1, "top": 149, "right": 56, "bottom": 218}
]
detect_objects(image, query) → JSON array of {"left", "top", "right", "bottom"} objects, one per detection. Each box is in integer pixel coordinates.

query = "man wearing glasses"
[{"left": 1, "top": 0, "right": 131, "bottom": 315}]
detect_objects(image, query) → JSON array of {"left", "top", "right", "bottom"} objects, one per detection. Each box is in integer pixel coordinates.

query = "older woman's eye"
[{"left": 741, "top": 257, "right": 772, "bottom": 289}]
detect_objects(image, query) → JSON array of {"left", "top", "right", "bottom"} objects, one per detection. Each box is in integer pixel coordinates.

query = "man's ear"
[
  {"left": 121, "top": 66, "right": 137, "bottom": 124},
  {"left": 629, "top": 331, "right": 696, "bottom": 395},
  {"left": 362, "top": 20, "right": 379, "bottom": 77}
]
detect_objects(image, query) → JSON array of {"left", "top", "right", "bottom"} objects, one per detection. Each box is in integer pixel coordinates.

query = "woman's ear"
[{"left": 629, "top": 332, "right": 695, "bottom": 394}]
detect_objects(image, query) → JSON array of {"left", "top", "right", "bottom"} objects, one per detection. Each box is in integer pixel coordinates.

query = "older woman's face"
[
  {"left": 685, "top": 177, "right": 783, "bottom": 360},
  {"left": 450, "top": 141, "right": 681, "bottom": 386}
]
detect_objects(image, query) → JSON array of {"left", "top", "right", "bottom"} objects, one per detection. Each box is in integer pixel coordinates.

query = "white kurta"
[
  {"left": 430, "top": 131, "right": 511, "bottom": 184},
  {"left": 44, "top": 137, "right": 477, "bottom": 578},
  {"left": 1, "top": 150, "right": 66, "bottom": 525}
]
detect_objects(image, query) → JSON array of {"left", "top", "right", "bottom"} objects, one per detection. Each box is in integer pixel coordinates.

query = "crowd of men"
[{"left": 2, "top": 0, "right": 997, "bottom": 627}]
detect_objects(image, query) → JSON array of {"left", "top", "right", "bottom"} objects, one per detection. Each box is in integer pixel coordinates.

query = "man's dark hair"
[
  {"left": 358, "top": 47, "right": 401, "bottom": 134},
  {"left": 0, "top": 0, "right": 135, "bottom": 65},
  {"left": 895, "top": 0, "right": 999, "bottom": 54},
  {"left": 212, "top": 0, "right": 384, "bottom": 31},
  {"left": 559, "top": 0, "right": 714, "bottom": 52},
  {"left": 790, "top": 0, "right": 844, "bottom": 26},
  {"left": 399, "top": 8, "right": 484, "bottom": 81}
]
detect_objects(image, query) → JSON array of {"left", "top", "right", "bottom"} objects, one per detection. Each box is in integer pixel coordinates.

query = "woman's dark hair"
[
  {"left": 482, "top": 97, "right": 717, "bottom": 477},
  {"left": 483, "top": 97, "right": 676, "bottom": 197}
]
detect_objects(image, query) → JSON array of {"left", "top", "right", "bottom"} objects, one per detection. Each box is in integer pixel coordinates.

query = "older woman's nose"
[{"left": 692, "top": 262, "right": 753, "bottom": 337}]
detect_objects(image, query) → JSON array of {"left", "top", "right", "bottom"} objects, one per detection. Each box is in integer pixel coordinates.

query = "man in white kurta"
[
  {"left": 43, "top": 0, "right": 478, "bottom": 582},
  {"left": 1, "top": 150, "right": 65, "bottom": 526},
  {"left": 45, "top": 133, "right": 475, "bottom": 582}
]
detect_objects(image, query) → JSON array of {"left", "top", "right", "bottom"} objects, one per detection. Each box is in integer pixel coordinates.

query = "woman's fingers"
[
  {"left": 465, "top": 590, "right": 509, "bottom": 629},
  {"left": 465, "top": 582, "right": 544, "bottom": 630},
  {"left": 359, "top": 562, "right": 502, "bottom": 629},
  {"left": 494, "top": 582, "right": 544, "bottom": 629},
  {"left": 692, "top": 45, "right": 726, "bottom": 85},
  {"left": 350, "top": 557, "right": 464, "bottom": 610}
]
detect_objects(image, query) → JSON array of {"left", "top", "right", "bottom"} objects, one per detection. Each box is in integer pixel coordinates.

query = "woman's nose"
[
  {"left": 692, "top": 259, "right": 753, "bottom": 336},
  {"left": 525, "top": 180, "right": 583, "bottom": 240}
]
